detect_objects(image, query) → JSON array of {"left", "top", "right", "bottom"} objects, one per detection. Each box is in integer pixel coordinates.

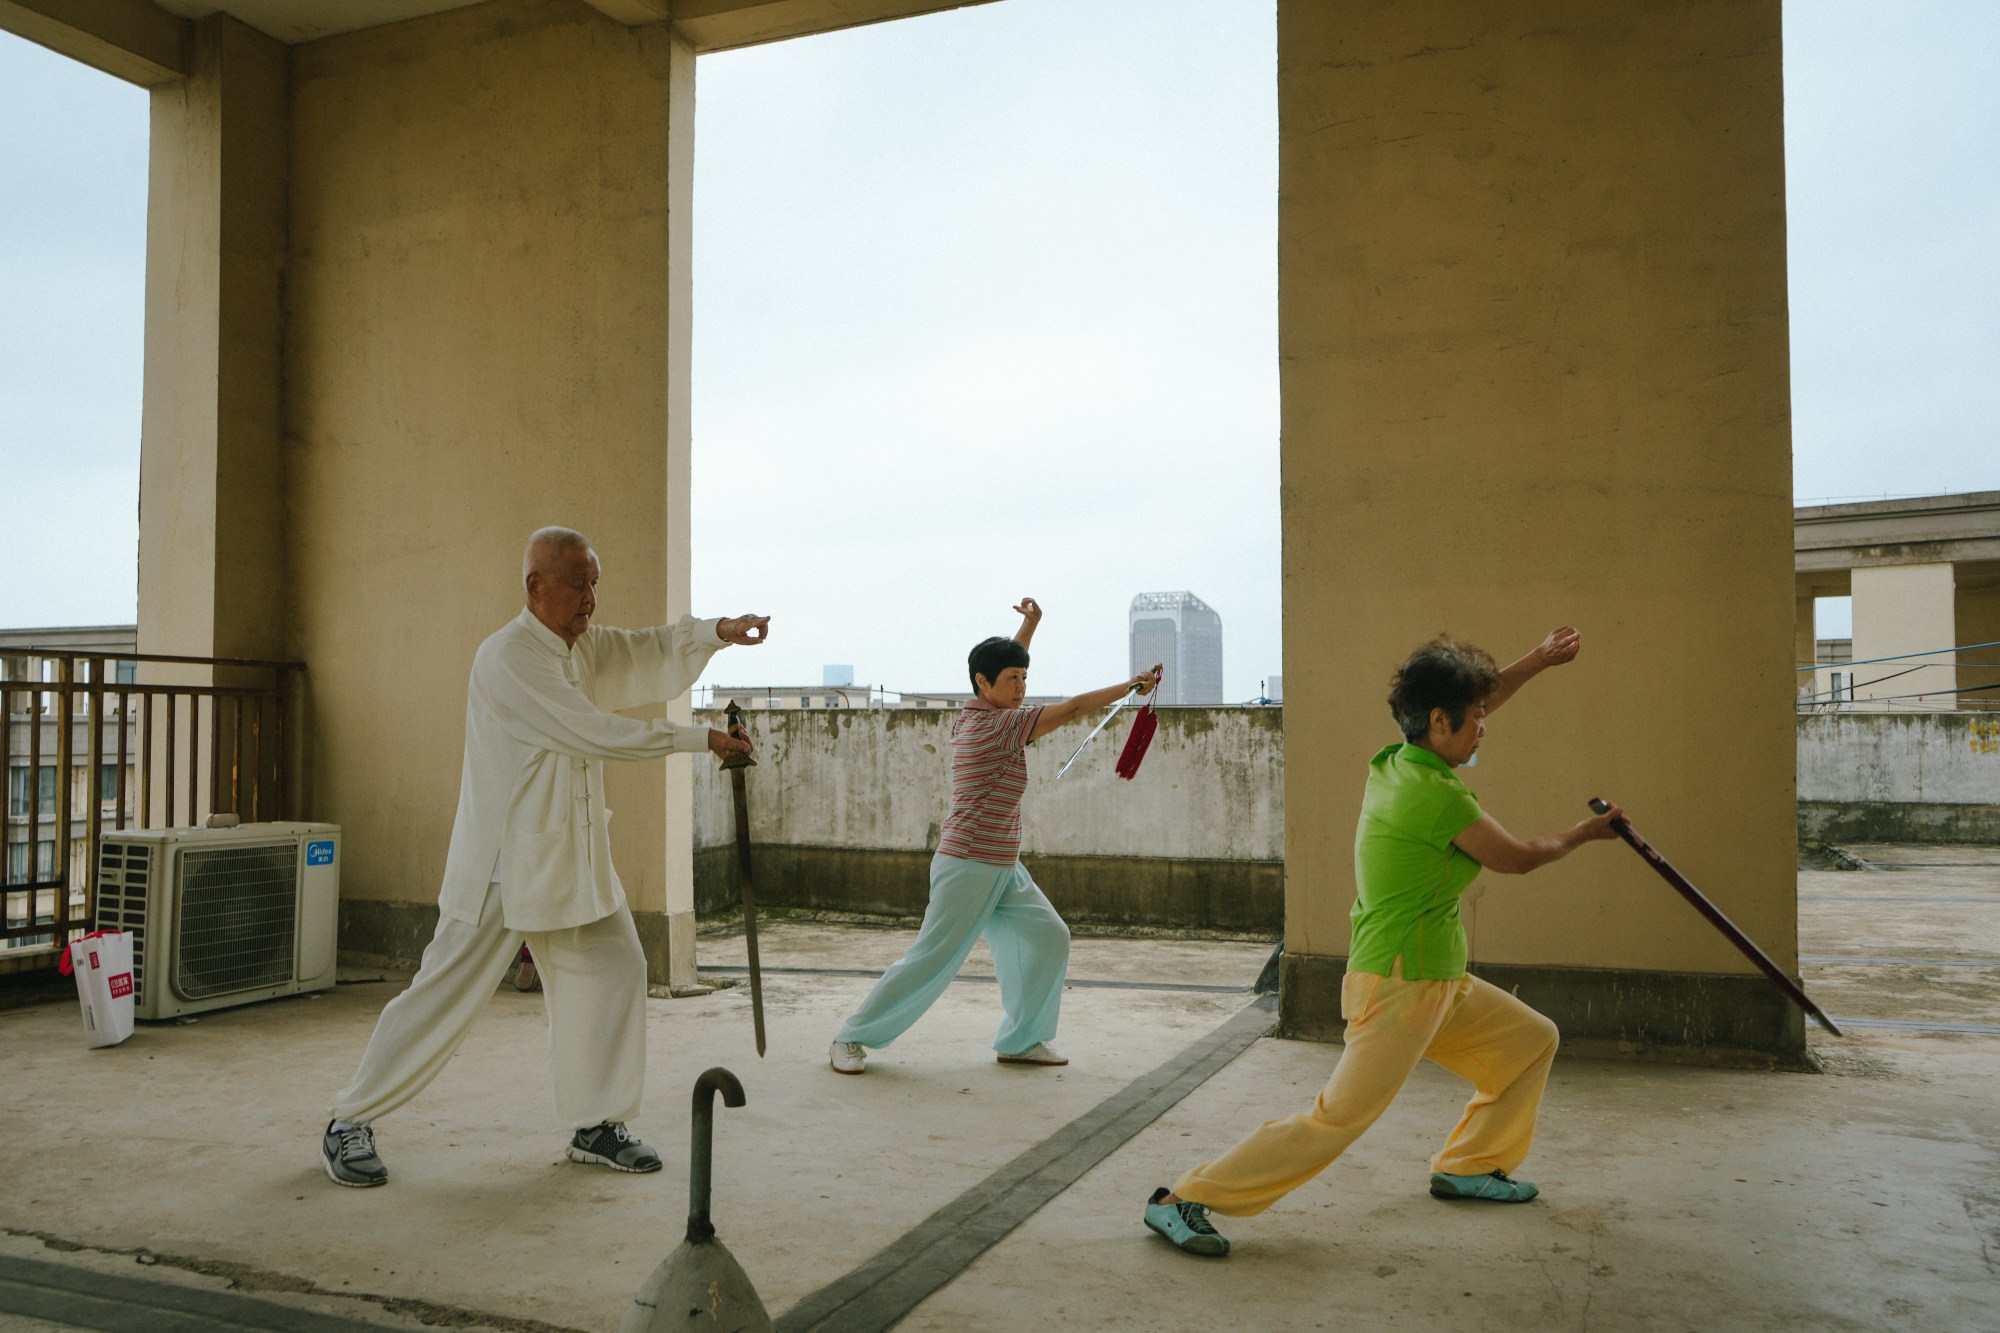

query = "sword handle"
[{"left": 720, "top": 699, "right": 757, "bottom": 770}]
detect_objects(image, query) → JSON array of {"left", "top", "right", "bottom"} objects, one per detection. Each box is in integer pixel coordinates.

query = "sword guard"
[{"left": 720, "top": 700, "right": 758, "bottom": 770}]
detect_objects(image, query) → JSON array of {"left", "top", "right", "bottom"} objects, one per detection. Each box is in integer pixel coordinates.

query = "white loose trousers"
[{"left": 328, "top": 883, "right": 647, "bottom": 1130}]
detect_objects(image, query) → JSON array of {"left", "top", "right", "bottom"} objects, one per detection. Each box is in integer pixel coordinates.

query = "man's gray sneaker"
[
  {"left": 566, "top": 1121, "right": 663, "bottom": 1173},
  {"left": 322, "top": 1122, "right": 388, "bottom": 1188}
]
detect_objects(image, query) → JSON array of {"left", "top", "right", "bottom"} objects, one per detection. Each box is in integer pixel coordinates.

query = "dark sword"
[
  {"left": 1588, "top": 797, "right": 1842, "bottom": 1037},
  {"left": 722, "top": 701, "right": 766, "bottom": 1056}
]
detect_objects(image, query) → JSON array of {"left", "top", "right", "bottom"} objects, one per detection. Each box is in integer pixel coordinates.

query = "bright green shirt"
[{"left": 1350, "top": 743, "right": 1484, "bottom": 979}]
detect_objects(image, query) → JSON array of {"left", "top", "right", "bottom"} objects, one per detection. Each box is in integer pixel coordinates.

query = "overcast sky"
[{"left": 2, "top": 1, "right": 1994, "bottom": 685}]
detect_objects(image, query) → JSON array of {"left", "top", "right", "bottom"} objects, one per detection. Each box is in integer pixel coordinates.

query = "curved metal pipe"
[{"left": 687, "top": 1067, "right": 747, "bottom": 1242}]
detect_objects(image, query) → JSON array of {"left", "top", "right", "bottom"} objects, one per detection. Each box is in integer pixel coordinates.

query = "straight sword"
[
  {"left": 1589, "top": 797, "right": 1842, "bottom": 1037},
  {"left": 1055, "top": 665, "right": 1162, "bottom": 780},
  {"left": 722, "top": 701, "right": 766, "bottom": 1056}
]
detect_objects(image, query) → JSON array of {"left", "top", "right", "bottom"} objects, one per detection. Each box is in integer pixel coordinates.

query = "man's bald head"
[{"left": 523, "top": 526, "right": 601, "bottom": 647}]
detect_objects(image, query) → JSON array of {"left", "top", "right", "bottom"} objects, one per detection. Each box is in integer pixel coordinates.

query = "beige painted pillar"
[
  {"left": 1794, "top": 595, "right": 1817, "bottom": 702},
  {"left": 1278, "top": 0, "right": 1801, "bottom": 1059},
  {"left": 1851, "top": 563, "right": 1958, "bottom": 709},
  {"left": 1957, "top": 569, "right": 2000, "bottom": 710},
  {"left": 133, "top": 15, "right": 288, "bottom": 828},
  {"left": 137, "top": 15, "right": 288, "bottom": 665},
  {"left": 285, "top": 0, "right": 693, "bottom": 976},
  {"left": 662, "top": 29, "right": 702, "bottom": 991}
]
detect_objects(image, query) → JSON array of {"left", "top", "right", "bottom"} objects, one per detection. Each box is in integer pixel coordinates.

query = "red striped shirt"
[{"left": 935, "top": 699, "right": 1044, "bottom": 865}]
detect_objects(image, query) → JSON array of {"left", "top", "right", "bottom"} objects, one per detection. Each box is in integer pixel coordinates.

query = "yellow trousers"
[{"left": 1174, "top": 966, "right": 1558, "bottom": 1216}]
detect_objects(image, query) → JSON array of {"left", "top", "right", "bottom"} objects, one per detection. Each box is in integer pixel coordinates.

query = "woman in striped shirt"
[{"left": 829, "top": 598, "right": 1157, "bottom": 1075}]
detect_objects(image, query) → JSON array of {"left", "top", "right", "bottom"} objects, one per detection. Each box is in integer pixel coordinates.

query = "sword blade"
[
  {"left": 1055, "top": 693, "right": 1134, "bottom": 780},
  {"left": 729, "top": 766, "right": 767, "bottom": 1056},
  {"left": 1590, "top": 797, "right": 1842, "bottom": 1036}
]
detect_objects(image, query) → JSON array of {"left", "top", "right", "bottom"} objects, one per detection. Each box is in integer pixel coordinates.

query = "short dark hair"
[
  {"left": 968, "top": 636, "right": 1030, "bottom": 692},
  {"left": 1387, "top": 635, "right": 1499, "bottom": 742}
]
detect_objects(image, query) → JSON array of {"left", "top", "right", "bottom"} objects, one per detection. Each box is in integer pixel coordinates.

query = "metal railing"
[{"left": 1, "top": 649, "right": 306, "bottom": 960}]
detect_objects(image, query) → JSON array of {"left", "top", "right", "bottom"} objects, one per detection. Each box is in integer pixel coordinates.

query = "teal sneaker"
[
  {"left": 1144, "top": 1187, "right": 1230, "bottom": 1257},
  {"left": 1429, "top": 1169, "right": 1539, "bottom": 1202}
]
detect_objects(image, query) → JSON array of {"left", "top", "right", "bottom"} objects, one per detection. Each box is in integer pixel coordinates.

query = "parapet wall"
[
  {"left": 1797, "top": 712, "right": 2000, "bottom": 843},
  {"left": 688, "top": 708, "right": 2000, "bottom": 936},
  {"left": 692, "top": 706, "right": 1284, "bottom": 934}
]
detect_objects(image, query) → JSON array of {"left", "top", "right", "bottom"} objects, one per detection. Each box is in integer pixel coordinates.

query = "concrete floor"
[{"left": 2, "top": 847, "right": 1996, "bottom": 1332}]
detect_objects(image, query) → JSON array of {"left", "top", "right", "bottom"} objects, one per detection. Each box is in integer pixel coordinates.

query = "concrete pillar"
[
  {"left": 1850, "top": 564, "right": 1958, "bottom": 709},
  {"left": 1277, "top": 0, "right": 1801, "bottom": 1058},
  {"left": 1954, "top": 568, "right": 2000, "bottom": 711},
  {"left": 133, "top": 14, "right": 288, "bottom": 828},
  {"left": 137, "top": 15, "right": 288, "bottom": 666},
  {"left": 662, "top": 29, "right": 702, "bottom": 991},
  {"left": 1794, "top": 594, "right": 1817, "bottom": 703},
  {"left": 285, "top": 0, "right": 692, "bottom": 977}
]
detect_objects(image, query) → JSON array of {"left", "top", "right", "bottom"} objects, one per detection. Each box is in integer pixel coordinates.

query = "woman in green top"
[{"left": 1144, "top": 629, "right": 1625, "bottom": 1258}]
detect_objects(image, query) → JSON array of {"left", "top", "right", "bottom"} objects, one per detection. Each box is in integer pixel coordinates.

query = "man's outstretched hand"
[
  {"left": 717, "top": 615, "right": 770, "bottom": 645},
  {"left": 708, "top": 728, "right": 753, "bottom": 760}
]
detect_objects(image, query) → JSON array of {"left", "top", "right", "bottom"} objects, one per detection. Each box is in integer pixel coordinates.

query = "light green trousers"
[{"left": 835, "top": 854, "right": 1070, "bottom": 1055}]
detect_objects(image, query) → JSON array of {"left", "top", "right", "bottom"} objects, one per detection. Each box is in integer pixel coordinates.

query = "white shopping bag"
[{"left": 60, "top": 929, "right": 136, "bottom": 1049}]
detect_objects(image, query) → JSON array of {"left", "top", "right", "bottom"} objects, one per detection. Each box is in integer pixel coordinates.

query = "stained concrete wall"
[
  {"left": 1275, "top": 0, "right": 1800, "bottom": 1058},
  {"left": 691, "top": 707, "right": 1284, "bottom": 934},
  {"left": 1799, "top": 712, "right": 2000, "bottom": 843}
]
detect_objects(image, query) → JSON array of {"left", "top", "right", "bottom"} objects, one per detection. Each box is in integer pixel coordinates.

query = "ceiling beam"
[
  {"left": 667, "top": 0, "right": 999, "bottom": 53},
  {"left": 0, "top": 0, "right": 189, "bottom": 85},
  {"left": 582, "top": 0, "right": 670, "bottom": 24}
]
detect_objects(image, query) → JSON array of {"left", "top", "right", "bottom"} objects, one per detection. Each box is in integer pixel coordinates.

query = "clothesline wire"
[
  {"left": 1795, "top": 664, "right": 1924, "bottom": 704},
  {"left": 1801, "top": 680, "right": 2000, "bottom": 707},
  {"left": 1797, "top": 638, "right": 2000, "bottom": 671},
  {"left": 1791, "top": 662, "right": 2000, "bottom": 704}
]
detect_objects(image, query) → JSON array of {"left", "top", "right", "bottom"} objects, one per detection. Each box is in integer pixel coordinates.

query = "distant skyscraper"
[{"left": 1129, "top": 592, "right": 1223, "bottom": 704}]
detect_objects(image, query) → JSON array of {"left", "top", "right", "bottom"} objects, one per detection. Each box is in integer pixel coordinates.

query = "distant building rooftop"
[{"left": 0, "top": 625, "right": 138, "bottom": 655}]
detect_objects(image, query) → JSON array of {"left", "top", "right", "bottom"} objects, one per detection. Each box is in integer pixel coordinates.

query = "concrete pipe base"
[{"left": 620, "top": 1236, "right": 773, "bottom": 1333}]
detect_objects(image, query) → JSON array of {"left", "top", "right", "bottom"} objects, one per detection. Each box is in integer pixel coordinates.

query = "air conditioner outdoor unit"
[{"left": 94, "top": 823, "right": 341, "bottom": 1020}]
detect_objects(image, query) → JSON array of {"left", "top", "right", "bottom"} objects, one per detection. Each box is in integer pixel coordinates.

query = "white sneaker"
[
  {"left": 829, "top": 1040, "right": 867, "bottom": 1075},
  {"left": 996, "top": 1042, "right": 1068, "bottom": 1066}
]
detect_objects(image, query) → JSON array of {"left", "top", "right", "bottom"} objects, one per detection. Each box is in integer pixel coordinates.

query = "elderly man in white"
[{"left": 321, "top": 526, "right": 768, "bottom": 1187}]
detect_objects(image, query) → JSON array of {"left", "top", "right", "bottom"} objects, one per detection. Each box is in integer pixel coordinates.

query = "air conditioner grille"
[
  {"left": 96, "top": 841, "right": 153, "bottom": 998},
  {"left": 176, "top": 844, "right": 298, "bottom": 999}
]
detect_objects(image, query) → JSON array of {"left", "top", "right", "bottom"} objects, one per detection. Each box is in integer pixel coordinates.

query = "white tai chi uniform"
[{"left": 329, "top": 608, "right": 727, "bottom": 1130}]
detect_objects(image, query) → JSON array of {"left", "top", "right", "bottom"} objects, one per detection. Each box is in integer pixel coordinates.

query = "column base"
[
  {"left": 1279, "top": 952, "right": 1812, "bottom": 1069},
  {"left": 337, "top": 898, "right": 437, "bottom": 967}
]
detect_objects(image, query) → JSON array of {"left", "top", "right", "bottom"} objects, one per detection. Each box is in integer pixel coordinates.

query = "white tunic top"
[{"left": 437, "top": 608, "right": 727, "bottom": 932}]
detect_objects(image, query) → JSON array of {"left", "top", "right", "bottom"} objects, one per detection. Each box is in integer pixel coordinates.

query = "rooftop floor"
[{"left": 3, "top": 846, "right": 1996, "bottom": 1332}]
